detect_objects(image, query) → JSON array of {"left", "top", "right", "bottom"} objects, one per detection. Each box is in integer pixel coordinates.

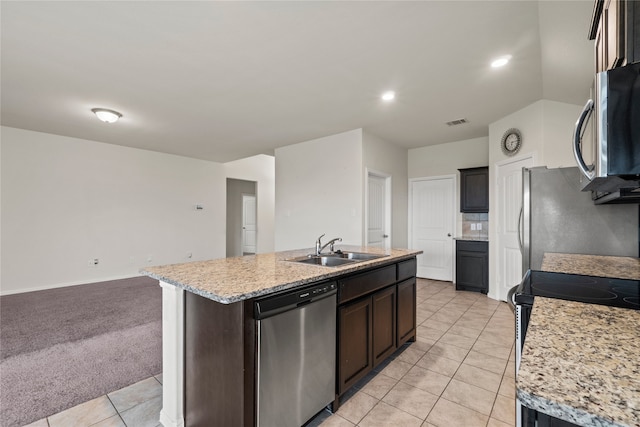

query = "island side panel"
[
  {"left": 184, "top": 292, "right": 255, "bottom": 427},
  {"left": 159, "top": 281, "right": 185, "bottom": 427}
]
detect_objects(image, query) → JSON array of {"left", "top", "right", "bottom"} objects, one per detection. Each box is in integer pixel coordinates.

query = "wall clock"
[{"left": 501, "top": 128, "right": 522, "bottom": 156}]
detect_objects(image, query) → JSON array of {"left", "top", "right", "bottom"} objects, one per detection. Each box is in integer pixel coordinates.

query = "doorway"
[
  {"left": 409, "top": 175, "right": 456, "bottom": 281},
  {"left": 226, "top": 178, "right": 257, "bottom": 257},
  {"left": 365, "top": 170, "right": 391, "bottom": 249}
]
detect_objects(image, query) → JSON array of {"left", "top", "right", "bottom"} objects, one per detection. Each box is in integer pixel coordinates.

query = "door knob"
[
  {"left": 447, "top": 233, "right": 452, "bottom": 237},
  {"left": 383, "top": 234, "right": 389, "bottom": 238}
]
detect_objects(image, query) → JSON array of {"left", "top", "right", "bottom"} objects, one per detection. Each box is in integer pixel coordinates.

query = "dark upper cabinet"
[
  {"left": 590, "top": 0, "right": 640, "bottom": 73},
  {"left": 459, "top": 167, "right": 489, "bottom": 213}
]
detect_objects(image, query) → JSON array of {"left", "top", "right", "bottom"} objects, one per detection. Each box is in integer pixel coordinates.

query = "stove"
[
  {"left": 514, "top": 270, "right": 640, "bottom": 310},
  {"left": 512, "top": 270, "right": 639, "bottom": 427}
]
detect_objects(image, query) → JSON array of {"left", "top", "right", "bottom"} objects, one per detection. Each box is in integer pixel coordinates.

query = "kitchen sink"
[
  {"left": 291, "top": 256, "right": 357, "bottom": 267},
  {"left": 335, "top": 251, "right": 387, "bottom": 261},
  {"left": 286, "top": 251, "right": 387, "bottom": 267}
]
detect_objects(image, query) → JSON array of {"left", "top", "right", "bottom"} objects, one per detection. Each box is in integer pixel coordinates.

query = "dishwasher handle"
[{"left": 255, "top": 282, "right": 337, "bottom": 320}]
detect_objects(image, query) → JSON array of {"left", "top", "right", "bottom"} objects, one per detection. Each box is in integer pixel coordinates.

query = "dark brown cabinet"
[
  {"left": 336, "top": 258, "right": 417, "bottom": 397},
  {"left": 338, "top": 296, "right": 373, "bottom": 394},
  {"left": 396, "top": 278, "right": 416, "bottom": 347},
  {"left": 591, "top": 0, "right": 640, "bottom": 73},
  {"left": 372, "top": 286, "right": 396, "bottom": 366},
  {"left": 455, "top": 240, "right": 488, "bottom": 294},
  {"left": 459, "top": 167, "right": 489, "bottom": 213}
]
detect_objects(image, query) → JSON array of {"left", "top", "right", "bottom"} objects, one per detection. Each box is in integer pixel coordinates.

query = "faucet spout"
[{"left": 319, "top": 237, "right": 342, "bottom": 255}]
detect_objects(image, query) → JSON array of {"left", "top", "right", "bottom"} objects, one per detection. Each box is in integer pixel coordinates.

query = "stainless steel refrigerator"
[{"left": 522, "top": 166, "right": 638, "bottom": 272}]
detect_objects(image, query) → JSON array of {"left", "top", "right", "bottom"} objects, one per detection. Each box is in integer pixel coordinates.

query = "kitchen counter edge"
[{"left": 141, "top": 247, "right": 422, "bottom": 304}]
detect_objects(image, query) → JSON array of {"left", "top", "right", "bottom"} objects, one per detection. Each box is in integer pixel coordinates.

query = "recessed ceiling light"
[
  {"left": 491, "top": 55, "right": 512, "bottom": 68},
  {"left": 381, "top": 91, "right": 395, "bottom": 101},
  {"left": 91, "top": 108, "right": 122, "bottom": 123}
]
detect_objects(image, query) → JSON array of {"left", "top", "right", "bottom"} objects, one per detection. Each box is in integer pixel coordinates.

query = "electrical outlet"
[
  {"left": 470, "top": 223, "right": 477, "bottom": 231},
  {"left": 88, "top": 258, "right": 99, "bottom": 267},
  {"left": 477, "top": 223, "right": 482, "bottom": 230},
  {"left": 147, "top": 254, "right": 153, "bottom": 263}
]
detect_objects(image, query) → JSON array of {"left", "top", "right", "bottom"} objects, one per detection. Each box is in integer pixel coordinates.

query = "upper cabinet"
[
  {"left": 591, "top": 0, "right": 640, "bottom": 73},
  {"left": 459, "top": 167, "right": 489, "bottom": 213}
]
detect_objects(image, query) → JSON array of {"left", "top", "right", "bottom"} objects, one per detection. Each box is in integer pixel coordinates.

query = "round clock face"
[{"left": 501, "top": 128, "right": 522, "bottom": 156}]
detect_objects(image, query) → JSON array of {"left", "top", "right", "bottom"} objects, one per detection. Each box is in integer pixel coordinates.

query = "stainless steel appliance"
[
  {"left": 521, "top": 166, "right": 638, "bottom": 273},
  {"left": 509, "top": 270, "right": 640, "bottom": 427},
  {"left": 255, "top": 281, "right": 337, "bottom": 427},
  {"left": 573, "top": 62, "right": 640, "bottom": 204}
]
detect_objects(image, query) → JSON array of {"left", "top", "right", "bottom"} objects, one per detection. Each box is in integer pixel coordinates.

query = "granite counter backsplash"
[
  {"left": 517, "top": 297, "right": 640, "bottom": 427},
  {"left": 141, "top": 246, "right": 421, "bottom": 304},
  {"left": 541, "top": 253, "right": 640, "bottom": 280}
]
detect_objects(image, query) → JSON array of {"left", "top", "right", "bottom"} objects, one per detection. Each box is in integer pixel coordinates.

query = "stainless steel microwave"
[{"left": 573, "top": 62, "right": 640, "bottom": 204}]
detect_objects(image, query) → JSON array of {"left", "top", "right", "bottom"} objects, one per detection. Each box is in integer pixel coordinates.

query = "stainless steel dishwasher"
[{"left": 255, "top": 281, "right": 337, "bottom": 427}]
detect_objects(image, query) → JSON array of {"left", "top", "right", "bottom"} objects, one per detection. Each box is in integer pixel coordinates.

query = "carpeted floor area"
[{"left": 0, "top": 276, "right": 162, "bottom": 427}]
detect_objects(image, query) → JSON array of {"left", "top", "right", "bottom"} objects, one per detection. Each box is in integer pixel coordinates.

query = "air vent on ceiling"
[{"left": 446, "top": 118, "right": 468, "bottom": 126}]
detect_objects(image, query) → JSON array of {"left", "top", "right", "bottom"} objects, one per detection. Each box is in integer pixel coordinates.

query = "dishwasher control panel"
[{"left": 254, "top": 281, "right": 337, "bottom": 320}]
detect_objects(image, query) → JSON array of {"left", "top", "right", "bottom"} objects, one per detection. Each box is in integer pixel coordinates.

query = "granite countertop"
[
  {"left": 542, "top": 253, "right": 640, "bottom": 280},
  {"left": 141, "top": 245, "right": 421, "bottom": 304},
  {"left": 455, "top": 237, "right": 489, "bottom": 242},
  {"left": 517, "top": 297, "right": 640, "bottom": 427}
]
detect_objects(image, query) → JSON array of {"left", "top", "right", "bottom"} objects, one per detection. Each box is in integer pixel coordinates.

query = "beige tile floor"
[{"left": 24, "top": 279, "right": 516, "bottom": 427}]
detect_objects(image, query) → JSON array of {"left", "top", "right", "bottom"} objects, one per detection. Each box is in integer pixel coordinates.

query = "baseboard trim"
[
  {"left": 159, "top": 409, "right": 184, "bottom": 427},
  {"left": 0, "top": 273, "right": 147, "bottom": 296}
]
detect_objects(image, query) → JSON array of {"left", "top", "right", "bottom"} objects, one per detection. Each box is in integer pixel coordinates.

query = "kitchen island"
[
  {"left": 142, "top": 246, "right": 421, "bottom": 427},
  {"left": 517, "top": 297, "right": 640, "bottom": 427}
]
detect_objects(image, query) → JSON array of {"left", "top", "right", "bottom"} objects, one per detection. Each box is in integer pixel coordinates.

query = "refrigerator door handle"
[
  {"left": 573, "top": 99, "right": 595, "bottom": 181},
  {"left": 517, "top": 206, "right": 524, "bottom": 254}
]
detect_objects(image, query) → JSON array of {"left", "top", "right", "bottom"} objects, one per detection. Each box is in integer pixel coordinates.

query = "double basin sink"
[{"left": 287, "top": 251, "right": 387, "bottom": 267}]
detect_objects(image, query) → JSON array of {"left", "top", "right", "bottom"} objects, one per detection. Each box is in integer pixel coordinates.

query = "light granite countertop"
[
  {"left": 517, "top": 297, "right": 640, "bottom": 427},
  {"left": 455, "top": 237, "right": 489, "bottom": 242},
  {"left": 542, "top": 253, "right": 640, "bottom": 280},
  {"left": 141, "top": 246, "right": 421, "bottom": 304}
]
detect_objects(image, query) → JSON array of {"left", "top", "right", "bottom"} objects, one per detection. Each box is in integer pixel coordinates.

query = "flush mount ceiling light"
[
  {"left": 381, "top": 91, "right": 396, "bottom": 101},
  {"left": 491, "top": 55, "right": 512, "bottom": 68},
  {"left": 91, "top": 108, "right": 122, "bottom": 123}
]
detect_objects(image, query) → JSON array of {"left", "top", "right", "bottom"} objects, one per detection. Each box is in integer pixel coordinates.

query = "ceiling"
[{"left": 1, "top": 1, "right": 595, "bottom": 163}]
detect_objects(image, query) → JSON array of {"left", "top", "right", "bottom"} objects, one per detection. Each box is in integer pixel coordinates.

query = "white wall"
[
  {"left": 362, "top": 131, "right": 409, "bottom": 248},
  {"left": 408, "top": 137, "right": 489, "bottom": 236},
  {"left": 224, "top": 154, "right": 275, "bottom": 254},
  {"left": 275, "top": 129, "right": 363, "bottom": 251},
  {"left": 487, "top": 100, "right": 583, "bottom": 299},
  {"left": 1, "top": 126, "right": 226, "bottom": 294}
]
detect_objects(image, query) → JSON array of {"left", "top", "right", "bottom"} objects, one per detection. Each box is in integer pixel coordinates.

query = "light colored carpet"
[{"left": 0, "top": 277, "right": 162, "bottom": 426}]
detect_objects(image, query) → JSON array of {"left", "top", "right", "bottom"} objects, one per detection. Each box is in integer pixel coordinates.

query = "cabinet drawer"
[
  {"left": 338, "top": 265, "right": 396, "bottom": 304},
  {"left": 397, "top": 258, "right": 416, "bottom": 281},
  {"left": 456, "top": 240, "right": 488, "bottom": 253}
]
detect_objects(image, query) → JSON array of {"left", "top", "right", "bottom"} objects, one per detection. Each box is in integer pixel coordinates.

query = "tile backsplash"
[{"left": 462, "top": 213, "right": 489, "bottom": 239}]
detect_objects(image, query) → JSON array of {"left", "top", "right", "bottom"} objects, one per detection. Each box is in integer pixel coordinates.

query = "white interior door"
[
  {"left": 410, "top": 176, "right": 455, "bottom": 281},
  {"left": 367, "top": 173, "right": 390, "bottom": 249},
  {"left": 242, "top": 194, "right": 257, "bottom": 254},
  {"left": 496, "top": 156, "right": 533, "bottom": 300}
]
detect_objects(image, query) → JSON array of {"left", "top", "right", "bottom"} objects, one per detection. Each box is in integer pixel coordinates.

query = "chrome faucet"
[{"left": 315, "top": 234, "right": 342, "bottom": 255}]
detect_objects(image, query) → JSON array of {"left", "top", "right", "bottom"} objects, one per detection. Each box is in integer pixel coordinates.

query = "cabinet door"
[
  {"left": 396, "top": 278, "right": 416, "bottom": 347},
  {"left": 338, "top": 296, "right": 372, "bottom": 394},
  {"left": 605, "top": 0, "right": 625, "bottom": 70},
  {"left": 372, "top": 286, "right": 397, "bottom": 366},
  {"left": 460, "top": 167, "right": 489, "bottom": 213},
  {"left": 455, "top": 241, "right": 488, "bottom": 294}
]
